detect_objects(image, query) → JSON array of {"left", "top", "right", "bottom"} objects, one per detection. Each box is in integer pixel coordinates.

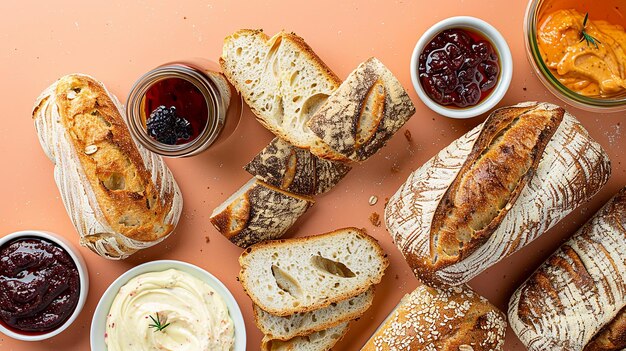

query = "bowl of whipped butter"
[{"left": 90, "top": 260, "right": 245, "bottom": 351}]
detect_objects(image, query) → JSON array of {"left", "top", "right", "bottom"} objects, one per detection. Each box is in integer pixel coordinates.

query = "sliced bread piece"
[
  {"left": 239, "top": 227, "right": 388, "bottom": 316},
  {"left": 245, "top": 137, "right": 352, "bottom": 196},
  {"left": 210, "top": 178, "right": 314, "bottom": 247},
  {"left": 220, "top": 29, "right": 348, "bottom": 162},
  {"left": 261, "top": 322, "right": 350, "bottom": 351},
  {"left": 308, "top": 57, "right": 416, "bottom": 162},
  {"left": 255, "top": 287, "right": 374, "bottom": 340}
]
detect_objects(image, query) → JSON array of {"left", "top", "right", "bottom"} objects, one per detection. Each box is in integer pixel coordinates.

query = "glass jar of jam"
[{"left": 126, "top": 59, "right": 242, "bottom": 157}]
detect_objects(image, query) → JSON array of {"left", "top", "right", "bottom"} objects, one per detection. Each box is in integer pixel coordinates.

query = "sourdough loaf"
[
  {"left": 254, "top": 288, "right": 373, "bottom": 340},
  {"left": 261, "top": 322, "right": 350, "bottom": 351},
  {"left": 509, "top": 187, "right": 626, "bottom": 351},
  {"left": 32, "top": 74, "right": 183, "bottom": 259},
  {"left": 220, "top": 29, "right": 347, "bottom": 161},
  {"left": 307, "top": 57, "right": 416, "bottom": 162},
  {"left": 361, "top": 284, "right": 506, "bottom": 351},
  {"left": 385, "top": 102, "right": 611, "bottom": 286},
  {"left": 210, "top": 178, "right": 314, "bottom": 247},
  {"left": 239, "top": 227, "right": 388, "bottom": 316},
  {"left": 245, "top": 137, "right": 351, "bottom": 196}
]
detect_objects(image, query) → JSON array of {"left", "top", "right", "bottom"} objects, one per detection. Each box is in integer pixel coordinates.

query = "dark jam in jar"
[
  {"left": 0, "top": 237, "right": 80, "bottom": 333},
  {"left": 142, "top": 77, "right": 209, "bottom": 145},
  {"left": 419, "top": 28, "right": 500, "bottom": 108}
]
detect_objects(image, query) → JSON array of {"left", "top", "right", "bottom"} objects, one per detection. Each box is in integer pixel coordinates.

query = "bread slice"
[
  {"left": 245, "top": 137, "right": 352, "bottom": 196},
  {"left": 307, "top": 57, "right": 416, "bottom": 162},
  {"left": 220, "top": 29, "right": 348, "bottom": 162},
  {"left": 261, "top": 322, "right": 350, "bottom": 351},
  {"left": 210, "top": 178, "right": 314, "bottom": 247},
  {"left": 239, "top": 227, "right": 388, "bottom": 316},
  {"left": 254, "top": 287, "right": 373, "bottom": 340}
]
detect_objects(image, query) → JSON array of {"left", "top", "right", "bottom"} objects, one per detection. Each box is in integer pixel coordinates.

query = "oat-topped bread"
[
  {"left": 254, "top": 288, "right": 374, "bottom": 341},
  {"left": 361, "top": 284, "right": 506, "bottom": 351},
  {"left": 261, "top": 322, "right": 350, "bottom": 351},
  {"left": 32, "top": 74, "right": 182, "bottom": 259},
  {"left": 307, "top": 57, "right": 416, "bottom": 162},
  {"left": 210, "top": 178, "right": 314, "bottom": 247},
  {"left": 245, "top": 137, "right": 352, "bottom": 196},
  {"left": 385, "top": 102, "right": 611, "bottom": 286},
  {"left": 239, "top": 227, "right": 388, "bottom": 316},
  {"left": 220, "top": 29, "right": 348, "bottom": 162},
  {"left": 509, "top": 187, "right": 626, "bottom": 351}
]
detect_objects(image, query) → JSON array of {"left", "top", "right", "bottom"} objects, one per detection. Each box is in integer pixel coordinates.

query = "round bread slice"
[{"left": 239, "top": 227, "right": 388, "bottom": 316}]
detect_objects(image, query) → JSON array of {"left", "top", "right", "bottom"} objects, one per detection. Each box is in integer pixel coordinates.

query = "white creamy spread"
[{"left": 105, "top": 269, "right": 235, "bottom": 351}]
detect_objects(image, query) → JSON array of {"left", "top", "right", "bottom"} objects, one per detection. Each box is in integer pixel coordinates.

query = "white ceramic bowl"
[
  {"left": 410, "top": 16, "right": 513, "bottom": 118},
  {"left": 90, "top": 260, "right": 246, "bottom": 351},
  {"left": 0, "top": 230, "right": 89, "bottom": 341}
]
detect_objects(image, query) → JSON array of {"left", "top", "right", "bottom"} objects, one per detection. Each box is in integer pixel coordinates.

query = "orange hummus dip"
[{"left": 538, "top": 9, "right": 626, "bottom": 97}]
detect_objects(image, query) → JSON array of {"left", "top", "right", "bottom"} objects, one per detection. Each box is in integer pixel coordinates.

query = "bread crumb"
[
  {"left": 404, "top": 129, "right": 413, "bottom": 142},
  {"left": 205, "top": 236, "right": 210, "bottom": 243},
  {"left": 391, "top": 164, "right": 400, "bottom": 173},
  {"left": 369, "top": 195, "right": 378, "bottom": 206},
  {"left": 369, "top": 212, "right": 381, "bottom": 227}
]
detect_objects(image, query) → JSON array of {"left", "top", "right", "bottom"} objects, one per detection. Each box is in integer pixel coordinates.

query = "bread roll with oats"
[
  {"left": 32, "top": 74, "right": 183, "bottom": 260},
  {"left": 361, "top": 284, "right": 506, "bottom": 351}
]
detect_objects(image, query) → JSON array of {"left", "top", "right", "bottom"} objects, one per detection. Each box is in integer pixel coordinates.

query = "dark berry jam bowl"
[
  {"left": 0, "top": 230, "right": 88, "bottom": 341},
  {"left": 411, "top": 16, "right": 513, "bottom": 118},
  {"left": 126, "top": 60, "right": 242, "bottom": 157}
]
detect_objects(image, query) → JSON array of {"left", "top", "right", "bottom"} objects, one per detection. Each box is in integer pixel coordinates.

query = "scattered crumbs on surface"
[
  {"left": 384, "top": 197, "right": 389, "bottom": 207},
  {"left": 390, "top": 164, "right": 400, "bottom": 173},
  {"left": 235, "top": 277, "right": 239, "bottom": 282},
  {"left": 369, "top": 212, "right": 381, "bottom": 227},
  {"left": 404, "top": 129, "right": 413, "bottom": 142},
  {"left": 360, "top": 227, "right": 368, "bottom": 235},
  {"left": 205, "top": 236, "right": 210, "bottom": 244},
  {"left": 523, "top": 87, "right": 527, "bottom": 91},
  {"left": 606, "top": 122, "right": 622, "bottom": 146},
  {"left": 183, "top": 16, "right": 187, "bottom": 19},
  {"left": 369, "top": 195, "right": 378, "bottom": 206},
  {"left": 432, "top": 117, "right": 435, "bottom": 121},
  {"left": 395, "top": 274, "right": 399, "bottom": 280}
]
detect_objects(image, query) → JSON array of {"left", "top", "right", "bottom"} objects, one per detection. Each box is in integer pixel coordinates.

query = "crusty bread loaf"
[
  {"left": 307, "top": 57, "right": 416, "bottom": 162},
  {"left": 32, "top": 74, "right": 183, "bottom": 259},
  {"left": 361, "top": 284, "right": 506, "bottom": 351},
  {"left": 261, "top": 322, "right": 349, "bottom": 351},
  {"left": 210, "top": 178, "right": 314, "bottom": 247},
  {"left": 239, "top": 227, "right": 388, "bottom": 316},
  {"left": 220, "top": 29, "right": 348, "bottom": 161},
  {"left": 245, "top": 137, "right": 351, "bottom": 196},
  {"left": 385, "top": 102, "right": 611, "bottom": 286},
  {"left": 255, "top": 288, "right": 373, "bottom": 340},
  {"left": 509, "top": 187, "right": 626, "bottom": 351}
]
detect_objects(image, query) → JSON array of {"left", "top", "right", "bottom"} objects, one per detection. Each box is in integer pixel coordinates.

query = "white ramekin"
[
  {"left": 410, "top": 16, "right": 513, "bottom": 119},
  {"left": 0, "top": 230, "right": 89, "bottom": 341},
  {"left": 90, "top": 260, "right": 246, "bottom": 351}
]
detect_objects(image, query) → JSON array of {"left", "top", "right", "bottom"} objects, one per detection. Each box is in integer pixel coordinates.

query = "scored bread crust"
[
  {"left": 508, "top": 187, "right": 626, "bottom": 351},
  {"left": 260, "top": 322, "right": 350, "bottom": 351},
  {"left": 254, "top": 287, "right": 374, "bottom": 340},
  {"left": 307, "top": 57, "right": 416, "bottom": 162},
  {"left": 220, "top": 29, "right": 349, "bottom": 162},
  {"left": 244, "top": 137, "right": 352, "bottom": 196},
  {"left": 361, "top": 284, "right": 506, "bottom": 351},
  {"left": 210, "top": 178, "right": 314, "bottom": 247},
  {"left": 385, "top": 102, "right": 611, "bottom": 286},
  {"left": 238, "top": 227, "right": 388, "bottom": 316},
  {"left": 32, "top": 74, "right": 183, "bottom": 260}
]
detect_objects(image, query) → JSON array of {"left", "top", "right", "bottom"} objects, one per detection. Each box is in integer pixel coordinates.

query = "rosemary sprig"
[
  {"left": 148, "top": 313, "right": 171, "bottom": 333},
  {"left": 580, "top": 13, "right": 601, "bottom": 49}
]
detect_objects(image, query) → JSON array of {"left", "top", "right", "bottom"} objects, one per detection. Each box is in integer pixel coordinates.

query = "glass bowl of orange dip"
[{"left": 525, "top": 0, "right": 626, "bottom": 111}]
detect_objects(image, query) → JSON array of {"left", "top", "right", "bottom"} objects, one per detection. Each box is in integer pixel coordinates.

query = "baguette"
[
  {"left": 32, "top": 74, "right": 183, "bottom": 259},
  {"left": 385, "top": 102, "right": 610, "bottom": 286},
  {"left": 239, "top": 227, "right": 388, "bottom": 316},
  {"left": 254, "top": 288, "right": 374, "bottom": 340},
  {"left": 261, "top": 322, "right": 349, "bottom": 351},
  {"left": 210, "top": 178, "right": 314, "bottom": 247},
  {"left": 307, "top": 57, "right": 416, "bottom": 162},
  {"left": 220, "top": 29, "right": 348, "bottom": 161},
  {"left": 509, "top": 187, "right": 626, "bottom": 351},
  {"left": 361, "top": 284, "right": 506, "bottom": 351},
  {"left": 245, "top": 137, "right": 351, "bottom": 196}
]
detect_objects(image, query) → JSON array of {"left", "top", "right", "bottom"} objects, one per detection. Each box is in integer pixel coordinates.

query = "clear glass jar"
[
  {"left": 126, "top": 59, "right": 242, "bottom": 157},
  {"left": 524, "top": 0, "right": 626, "bottom": 112}
]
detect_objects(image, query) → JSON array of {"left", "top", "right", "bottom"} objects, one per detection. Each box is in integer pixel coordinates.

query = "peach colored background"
[{"left": 0, "top": 1, "right": 624, "bottom": 350}]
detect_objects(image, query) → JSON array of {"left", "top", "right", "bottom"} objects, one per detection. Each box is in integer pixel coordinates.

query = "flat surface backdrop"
[{"left": 0, "top": 1, "right": 624, "bottom": 350}]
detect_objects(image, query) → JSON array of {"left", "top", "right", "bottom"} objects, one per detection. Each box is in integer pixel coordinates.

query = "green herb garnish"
[
  {"left": 148, "top": 313, "right": 170, "bottom": 333},
  {"left": 580, "top": 13, "right": 601, "bottom": 49}
]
